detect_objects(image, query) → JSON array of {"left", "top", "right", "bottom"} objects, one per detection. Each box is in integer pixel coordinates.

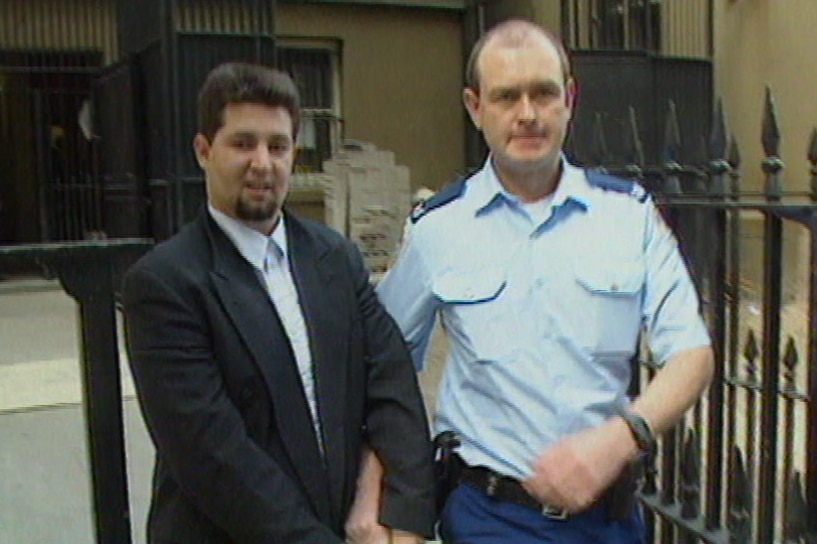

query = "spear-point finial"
[
  {"left": 727, "top": 446, "right": 752, "bottom": 544},
  {"left": 627, "top": 106, "right": 645, "bottom": 166},
  {"left": 728, "top": 134, "right": 742, "bottom": 169},
  {"left": 744, "top": 329, "right": 759, "bottom": 372},
  {"left": 809, "top": 128, "right": 817, "bottom": 200},
  {"left": 783, "top": 471, "right": 808, "bottom": 543},
  {"left": 728, "top": 135, "right": 742, "bottom": 197},
  {"left": 761, "top": 86, "right": 781, "bottom": 158},
  {"left": 664, "top": 100, "right": 681, "bottom": 164},
  {"left": 591, "top": 112, "right": 609, "bottom": 166},
  {"left": 710, "top": 98, "right": 728, "bottom": 161},
  {"left": 783, "top": 336, "right": 798, "bottom": 390},
  {"left": 808, "top": 128, "right": 817, "bottom": 165},
  {"left": 761, "top": 86, "right": 784, "bottom": 199}
]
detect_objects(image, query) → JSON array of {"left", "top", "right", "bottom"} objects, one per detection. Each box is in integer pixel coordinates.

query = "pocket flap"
[
  {"left": 575, "top": 261, "right": 645, "bottom": 295},
  {"left": 432, "top": 268, "right": 507, "bottom": 303}
]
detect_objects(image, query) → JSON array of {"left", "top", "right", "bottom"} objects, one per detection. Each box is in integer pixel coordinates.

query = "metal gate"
[{"left": 0, "top": 50, "right": 102, "bottom": 243}]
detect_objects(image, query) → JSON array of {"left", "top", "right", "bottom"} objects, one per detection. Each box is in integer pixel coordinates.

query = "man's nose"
[
  {"left": 249, "top": 144, "right": 272, "bottom": 170},
  {"left": 517, "top": 95, "right": 536, "bottom": 122}
]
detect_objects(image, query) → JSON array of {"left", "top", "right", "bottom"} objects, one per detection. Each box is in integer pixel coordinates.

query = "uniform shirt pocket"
[
  {"left": 574, "top": 260, "right": 645, "bottom": 357},
  {"left": 433, "top": 268, "right": 507, "bottom": 304},
  {"left": 432, "top": 268, "right": 509, "bottom": 361}
]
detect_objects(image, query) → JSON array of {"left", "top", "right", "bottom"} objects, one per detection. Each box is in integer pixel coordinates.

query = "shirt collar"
[
  {"left": 208, "top": 204, "right": 288, "bottom": 271},
  {"left": 466, "top": 155, "right": 593, "bottom": 215}
]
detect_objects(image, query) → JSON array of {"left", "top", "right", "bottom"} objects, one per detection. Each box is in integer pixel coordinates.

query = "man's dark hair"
[
  {"left": 197, "top": 62, "right": 300, "bottom": 141},
  {"left": 465, "top": 19, "right": 571, "bottom": 92}
]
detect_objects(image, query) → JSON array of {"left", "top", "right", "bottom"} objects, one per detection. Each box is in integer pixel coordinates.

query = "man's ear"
[
  {"left": 565, "top": 78, "right": 577, "bottom": 116},
  {"left": 193, "top": 134, "right": 210, "bottom": 169},
  {"left": 463, "top": 87, "right": 482, "bottom": 130}
]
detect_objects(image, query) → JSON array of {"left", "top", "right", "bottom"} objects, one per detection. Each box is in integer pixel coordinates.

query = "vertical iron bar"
[
  {"left": 707, "top": 0, "right": 715, "bottom": 59},
  {"left": 77, "top": 288, "right": 132, "bottom": 543},
  {"left": 806, "top": 132, "right": 817, "bottom": 518},
  {"left": 661, "top": 421, "right": 679, "bottom": 514},
  {"left": 706, "top": 202, "right": 727, "bottom": 532},
  {"left": 742, "top": 329, "right": 761, "bottom": 541},
  {"left": 757, "top": 207, "right": 782, "bottom": 544},
  {"left": 34, "top": 91, "right": 50, "bottom": 241},
  {"left": 808, "top": 211, "right": 817, "bottom": 523},
  {"left": 575, "top": 0, "right": 583, "bottom": 49},
  {"left": 47, "top": 246, "right": 150, "bottom": 544},
  {"left": 726, "top": 143, "right": 742, "bottom": 516},
  {"left": 780, "top": 343, "right": 795, "bottom": 537},
  {"left": 755, "top": 88, "right": 784, "bottom": 542},
  {"left": 644, "top": 0, "right": 653, "bottom": 52},
  {"left": 560, "top": 0, "right": 570, "bottom": 46}
]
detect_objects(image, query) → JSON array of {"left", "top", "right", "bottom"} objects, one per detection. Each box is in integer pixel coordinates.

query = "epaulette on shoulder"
[
  {"left": 585, "top": 169, "right": 648, "bottom": 203},
  {"left": 410, "top": 173, "right": 471, "bottom": 224}
]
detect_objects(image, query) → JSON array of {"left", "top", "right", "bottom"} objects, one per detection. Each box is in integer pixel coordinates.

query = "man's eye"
[
  {"left": 269, "top": 142, "right": 291, "bottom": 153},
  {"left": 531, "top": 86, "right": 560, "bottom": 102},
  {"left": 234, "top": 139, "right": 254, "bottom": 149}
]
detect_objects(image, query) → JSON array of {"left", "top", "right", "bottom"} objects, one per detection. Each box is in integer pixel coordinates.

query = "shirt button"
[
  {"left": 535, "top": 278, "right": 545, "bottom": 288},
  {"left": 611, "top": 283, "right": 620, "bottom": 292}
]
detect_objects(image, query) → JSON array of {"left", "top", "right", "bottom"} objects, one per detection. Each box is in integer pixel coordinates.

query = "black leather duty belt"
[{"left": 459, "top": 465, "right": 569, "bottom": 520}]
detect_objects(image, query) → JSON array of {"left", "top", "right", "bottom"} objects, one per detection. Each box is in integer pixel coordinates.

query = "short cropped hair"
[
  {"left": 465, "top": 19, "right": 572, "bottom": 91},
  {"left": 197, "top": 62, "right": 300, "bottom": 141}
]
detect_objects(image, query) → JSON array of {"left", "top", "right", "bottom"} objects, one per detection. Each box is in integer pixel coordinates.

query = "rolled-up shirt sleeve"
[{"left": 641, "top": 198, "right": 712, "bottom": 364}]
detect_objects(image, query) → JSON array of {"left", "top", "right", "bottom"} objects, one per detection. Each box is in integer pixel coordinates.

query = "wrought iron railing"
[{"left": 574, "top": 90, "right": 817, "bottom": 543}]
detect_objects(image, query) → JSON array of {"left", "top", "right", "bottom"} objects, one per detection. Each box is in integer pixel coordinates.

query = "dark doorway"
[{"left": 0, "top": 50, "right": 101, "bottom": 244}]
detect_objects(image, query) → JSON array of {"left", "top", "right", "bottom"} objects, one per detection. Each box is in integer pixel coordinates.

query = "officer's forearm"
[{"left": 628, "top": 345, "right": 714, "bottom": 436}]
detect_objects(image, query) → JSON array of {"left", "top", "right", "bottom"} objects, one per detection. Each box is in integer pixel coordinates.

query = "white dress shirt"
[{"left": 209, "top": 205, "right": 323, "bottom": 452}]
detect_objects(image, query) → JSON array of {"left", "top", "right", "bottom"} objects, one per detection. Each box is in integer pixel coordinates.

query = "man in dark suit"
[{"left": 122, "top": 62, "right": 435, "bottom": 544}]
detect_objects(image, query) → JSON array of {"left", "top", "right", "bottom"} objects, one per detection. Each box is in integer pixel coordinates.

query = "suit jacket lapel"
[
  {"left": 201, "top": 211, "right": 332, "bottom": 522},
  {"left": 286, "top": 215, "right": 350, "bottom": 527}
]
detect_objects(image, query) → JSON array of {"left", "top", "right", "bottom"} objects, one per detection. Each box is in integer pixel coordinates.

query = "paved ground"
[{"left": 0, "top": 278, "right": 446, "bottom": 544}]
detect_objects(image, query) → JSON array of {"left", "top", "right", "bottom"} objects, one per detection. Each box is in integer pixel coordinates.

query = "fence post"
[
  {"left": 705, "top": 99, "right": 730, "bottom": 533},
  {"left": 807, "top": 129, "right": 817, "bottom": 527},
  {"left": 758, "top": 86, "right": 785, "bottom": 543}
]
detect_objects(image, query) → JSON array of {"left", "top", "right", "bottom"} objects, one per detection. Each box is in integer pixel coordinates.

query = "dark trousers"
[{"left": 440, "top": 483, "right": 647, "bottom": 544}]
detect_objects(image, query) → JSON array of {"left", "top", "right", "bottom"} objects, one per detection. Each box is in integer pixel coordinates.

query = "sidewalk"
[{"left": 0, "top": 280, "right": 153, "bottom": 544}]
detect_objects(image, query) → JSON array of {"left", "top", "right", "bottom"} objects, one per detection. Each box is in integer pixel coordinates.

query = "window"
[
  {"left": 277, "top": 44, "right": 341, "bottom": 173},
  {"left": 593, "top": 0, "right": 661, "bottom": 51}
]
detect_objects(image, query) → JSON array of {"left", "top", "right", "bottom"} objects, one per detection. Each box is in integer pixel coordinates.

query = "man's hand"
[
  {"left": 522, "top": 418, "right": 638, "bottom": 513},
  {"left": 390, "top": 529, "right": 425, "bottom": 543},
  {"left": 346, "top": 448, "right": 388, "bottom": 544}
]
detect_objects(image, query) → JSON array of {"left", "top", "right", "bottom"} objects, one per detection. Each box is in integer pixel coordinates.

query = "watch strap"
[{"left": 618, "top": 409, "right": 657, "bottom": 455}]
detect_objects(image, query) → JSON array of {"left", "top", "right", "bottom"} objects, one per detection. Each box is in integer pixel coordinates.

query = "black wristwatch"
[{"left": 618, "top": 409, "right": 657, "bottom": 456}]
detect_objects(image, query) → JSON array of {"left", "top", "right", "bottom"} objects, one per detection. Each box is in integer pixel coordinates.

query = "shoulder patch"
[
  {"left": 585, "top": 169, "right": 648, "bottom": 203},
  {"left": 410, "top": 174, "right": 471, "bottom": 224}
]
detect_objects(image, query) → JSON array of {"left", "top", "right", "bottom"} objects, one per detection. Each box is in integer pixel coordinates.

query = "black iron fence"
[
  {"left": 574, "top": 91, "right": 817, "bottom": 543},
  {"left": 0, "top": 240, "right": 152, "bottom": 544}
]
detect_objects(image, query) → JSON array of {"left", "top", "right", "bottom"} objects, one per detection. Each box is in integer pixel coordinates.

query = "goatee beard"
[{"left": 236, "top": 199, "right": 279, "bottom": 222}]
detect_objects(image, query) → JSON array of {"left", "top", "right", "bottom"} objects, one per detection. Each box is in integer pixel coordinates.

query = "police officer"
[{"left": 371, "top": 19, "right": 714, "bottom": 544}]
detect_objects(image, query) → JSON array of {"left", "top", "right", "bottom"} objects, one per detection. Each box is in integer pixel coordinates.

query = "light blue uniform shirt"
[{"left": 377, "top": 158, "right": 710, "bottom": 480}]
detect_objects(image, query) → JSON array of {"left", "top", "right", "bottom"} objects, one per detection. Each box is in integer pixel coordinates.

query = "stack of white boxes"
[{"left": 323, "top": 141, "right": 411, "bottom": 275}]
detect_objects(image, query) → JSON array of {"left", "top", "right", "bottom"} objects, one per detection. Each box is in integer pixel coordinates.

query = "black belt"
[{"left": 459, "top": 464, "right": 569, "bottom": 520}]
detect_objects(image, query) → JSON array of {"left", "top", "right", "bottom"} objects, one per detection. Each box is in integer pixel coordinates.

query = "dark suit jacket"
[{"left": 122, "top": 209, "right": 435, "bottom": 543}]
